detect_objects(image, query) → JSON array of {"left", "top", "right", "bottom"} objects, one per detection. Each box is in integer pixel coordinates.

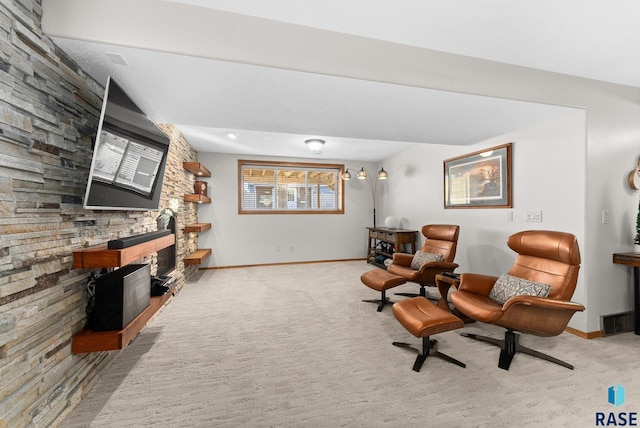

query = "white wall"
[
  {"left": 381, "top": 110, "right": 587, "bottom": 272},
  {"left": 191, "top": 41, "right": 640, "bottom": 335},
  {"left": 196, "top": 153, "right": 379, "bottom": 266},
  {"left": 380, "top": 110, "right": 588, "bottom": 328},
  {"left": 582, "top": 89, "right": 640, "bottom": 333},
  {"left": 340, "top": 51, "right": 640, "bottom": 335}
]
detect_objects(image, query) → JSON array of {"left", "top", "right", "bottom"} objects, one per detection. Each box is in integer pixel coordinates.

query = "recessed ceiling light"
[{"left": 226, "top": 132, "right": 238, "bottom": 139}]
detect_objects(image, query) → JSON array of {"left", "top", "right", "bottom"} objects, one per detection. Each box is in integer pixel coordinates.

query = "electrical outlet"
[
  {"left": 525, "top": 210, "right": 543, "bottom": 222},
  {"left": 602, "top": 210, "right": 609, "bottom": 224}
]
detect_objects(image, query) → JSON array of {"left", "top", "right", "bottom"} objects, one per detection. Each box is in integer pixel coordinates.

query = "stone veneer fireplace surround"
[{"left": 0, "top": 3, "right": 206, "bottom": 424}]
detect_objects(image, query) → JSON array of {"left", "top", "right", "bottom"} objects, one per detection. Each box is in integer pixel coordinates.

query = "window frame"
[{"left": 238, "top": 159, "right": 345, "bottom": 215}]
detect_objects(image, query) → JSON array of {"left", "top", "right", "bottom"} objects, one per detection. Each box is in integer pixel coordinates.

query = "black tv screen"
[{"left": 84, "top": 77, "right": 170, "bottom": 211}]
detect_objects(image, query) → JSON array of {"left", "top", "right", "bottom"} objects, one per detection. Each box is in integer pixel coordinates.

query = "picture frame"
[{"left": 443, "top": 142, "right": 512, "bottom": 209}]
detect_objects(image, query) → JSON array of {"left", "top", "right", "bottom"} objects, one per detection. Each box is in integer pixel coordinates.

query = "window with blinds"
[{"left": 238, "top": 160, "right": 345, "bottom": 214}]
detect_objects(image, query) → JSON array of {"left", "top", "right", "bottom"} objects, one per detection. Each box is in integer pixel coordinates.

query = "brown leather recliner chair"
[
  {"left": 387, "top": 224, "right": 460, "bottom": 298},
  {"left": 451, "top": 230, "right": 585, "bottom": 370}
]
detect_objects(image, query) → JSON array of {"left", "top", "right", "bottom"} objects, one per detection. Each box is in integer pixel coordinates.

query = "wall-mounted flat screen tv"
[{"left": 84, "top": 77, "right": 170, "bottom": 211}]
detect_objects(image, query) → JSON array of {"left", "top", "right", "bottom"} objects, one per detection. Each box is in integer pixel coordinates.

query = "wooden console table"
[
  {"left": 366, "top": 227, "right": 417, "bottom": 269},
  {"left": 612, "top": 252, "right": 640, "bottom": 335}
]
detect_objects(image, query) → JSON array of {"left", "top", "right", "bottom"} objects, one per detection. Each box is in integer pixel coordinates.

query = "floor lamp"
[{"left": 342, "top": 166, "right": 388, "bottom": 227}]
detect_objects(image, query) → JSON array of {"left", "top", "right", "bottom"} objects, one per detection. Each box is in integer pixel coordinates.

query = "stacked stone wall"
[{"left": 0, "top": 1, "right": 201, "bottom": 425}]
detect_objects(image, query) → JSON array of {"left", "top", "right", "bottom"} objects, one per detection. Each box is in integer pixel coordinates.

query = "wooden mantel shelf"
[
  {"left": 71, "top": 285, "right": 176, "bottom": 354},
  {"left": 72, "top": 234, "right": 175, "bottom": 269},
  {"left": 183, "top": 223, "right": 211, "bottom": 233}
]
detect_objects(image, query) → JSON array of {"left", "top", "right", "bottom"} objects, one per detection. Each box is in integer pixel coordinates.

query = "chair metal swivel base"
[
  {"left": 361, "top": 290, "right": 395, "bottom": 312},
  {"left": 392, "top": 337, "right": 466, "bottom": 372},
  {"left": 394, "top": 284, "right": 427, "bottom": 298},
  {"left": 461, "top": 329, "right": 575, "bottom": 370}
]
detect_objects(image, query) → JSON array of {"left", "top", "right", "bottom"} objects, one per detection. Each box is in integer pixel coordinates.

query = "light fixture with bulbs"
[
  {"left": 341, "top": 166, "right": 389, "bottom": 227},
  {"left": 305, "top": 138, "right": 325, "bottom": 154},
  {"left": 342, "top": 167, "right": 388, "bottom": 181},
  {"left": 357, "top": 167, "right": 368, "bottom": 180}
]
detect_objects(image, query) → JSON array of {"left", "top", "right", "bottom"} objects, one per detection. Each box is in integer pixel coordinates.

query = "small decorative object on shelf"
[
  {"left": 195, "top": 181, "right": 207, "bottom": 196},
  {"left": 385, "top": 216, "right": 399, "bottom": 229}
]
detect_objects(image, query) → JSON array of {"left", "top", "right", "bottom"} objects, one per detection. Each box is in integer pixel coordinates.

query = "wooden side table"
[
  {"left": 612, "top": 252, "right": 640, "bottom": 335},
  {"left": 366, "top": 227, "right": 417, "bottom": 269},
  {"left": 435, "top": 273, "right": 475, "bottom": 324},
  {"left": 435, "top": 274, "right": 459, "bottom": 311}
]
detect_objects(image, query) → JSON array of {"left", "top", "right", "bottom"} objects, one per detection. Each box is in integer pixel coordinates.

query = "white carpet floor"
[{"left": 61, "top": 261, "right": 640, "bottom": 427}]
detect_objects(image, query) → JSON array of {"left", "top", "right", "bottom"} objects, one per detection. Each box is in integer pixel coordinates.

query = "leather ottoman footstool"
[
  {"left": 360, "top": 269, "right": 407, "bottom": 312},
  {"left": 392, "top": 296, "right": 466, "bottom": 372}
]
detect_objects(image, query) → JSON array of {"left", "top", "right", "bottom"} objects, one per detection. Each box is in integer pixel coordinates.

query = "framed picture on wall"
[{"left": 443, "top": 142, "right": 513, "bottom": 209}]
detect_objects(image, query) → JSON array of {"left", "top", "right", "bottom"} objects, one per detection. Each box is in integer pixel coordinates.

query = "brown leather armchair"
[
  {"left": 450, "top": 230, "right": 585, "bottom": 370},
  {"left": 387, "top": 224, "right": 460, "bottom": 298}
]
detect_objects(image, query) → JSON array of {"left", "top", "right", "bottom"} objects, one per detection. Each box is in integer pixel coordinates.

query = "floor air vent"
[{"left": 602, "top": 312, "right": 635, "bottom": 335}]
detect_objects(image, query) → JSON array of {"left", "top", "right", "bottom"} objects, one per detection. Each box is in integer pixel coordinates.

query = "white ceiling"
[{"left": 42, "top": 0, "right": 639, "bottom": 161}]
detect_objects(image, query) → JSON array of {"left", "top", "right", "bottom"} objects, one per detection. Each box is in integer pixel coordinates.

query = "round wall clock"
[{"left": 629, "top": 168, "right": 640, "bottom": 190}]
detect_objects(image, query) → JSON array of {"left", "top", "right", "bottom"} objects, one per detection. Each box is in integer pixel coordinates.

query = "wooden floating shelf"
[
  {"left": 184, "top": 248, "right": 211, "bottom": 265},
  {"left": 184, "top": 194, "right": 211, "bottom": 204},
  {"left": 612, "top": 252, "right": 640, "bottom": 266},
  {"left": 183, "top": 162, "right": 211, "bottom": 177},
  {"left": 71, "top": 284, "right": 175, "bottom": 354},
  {"left": 183, "top": 223, "right": 211, "bottom": 233},
  {"left": 72, "top": 234, "right": 175, "bottom": 269}
]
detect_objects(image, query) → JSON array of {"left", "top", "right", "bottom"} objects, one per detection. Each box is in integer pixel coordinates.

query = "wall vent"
[{"left": 602, "top": 312, "right": 635, "bottom": 335}]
